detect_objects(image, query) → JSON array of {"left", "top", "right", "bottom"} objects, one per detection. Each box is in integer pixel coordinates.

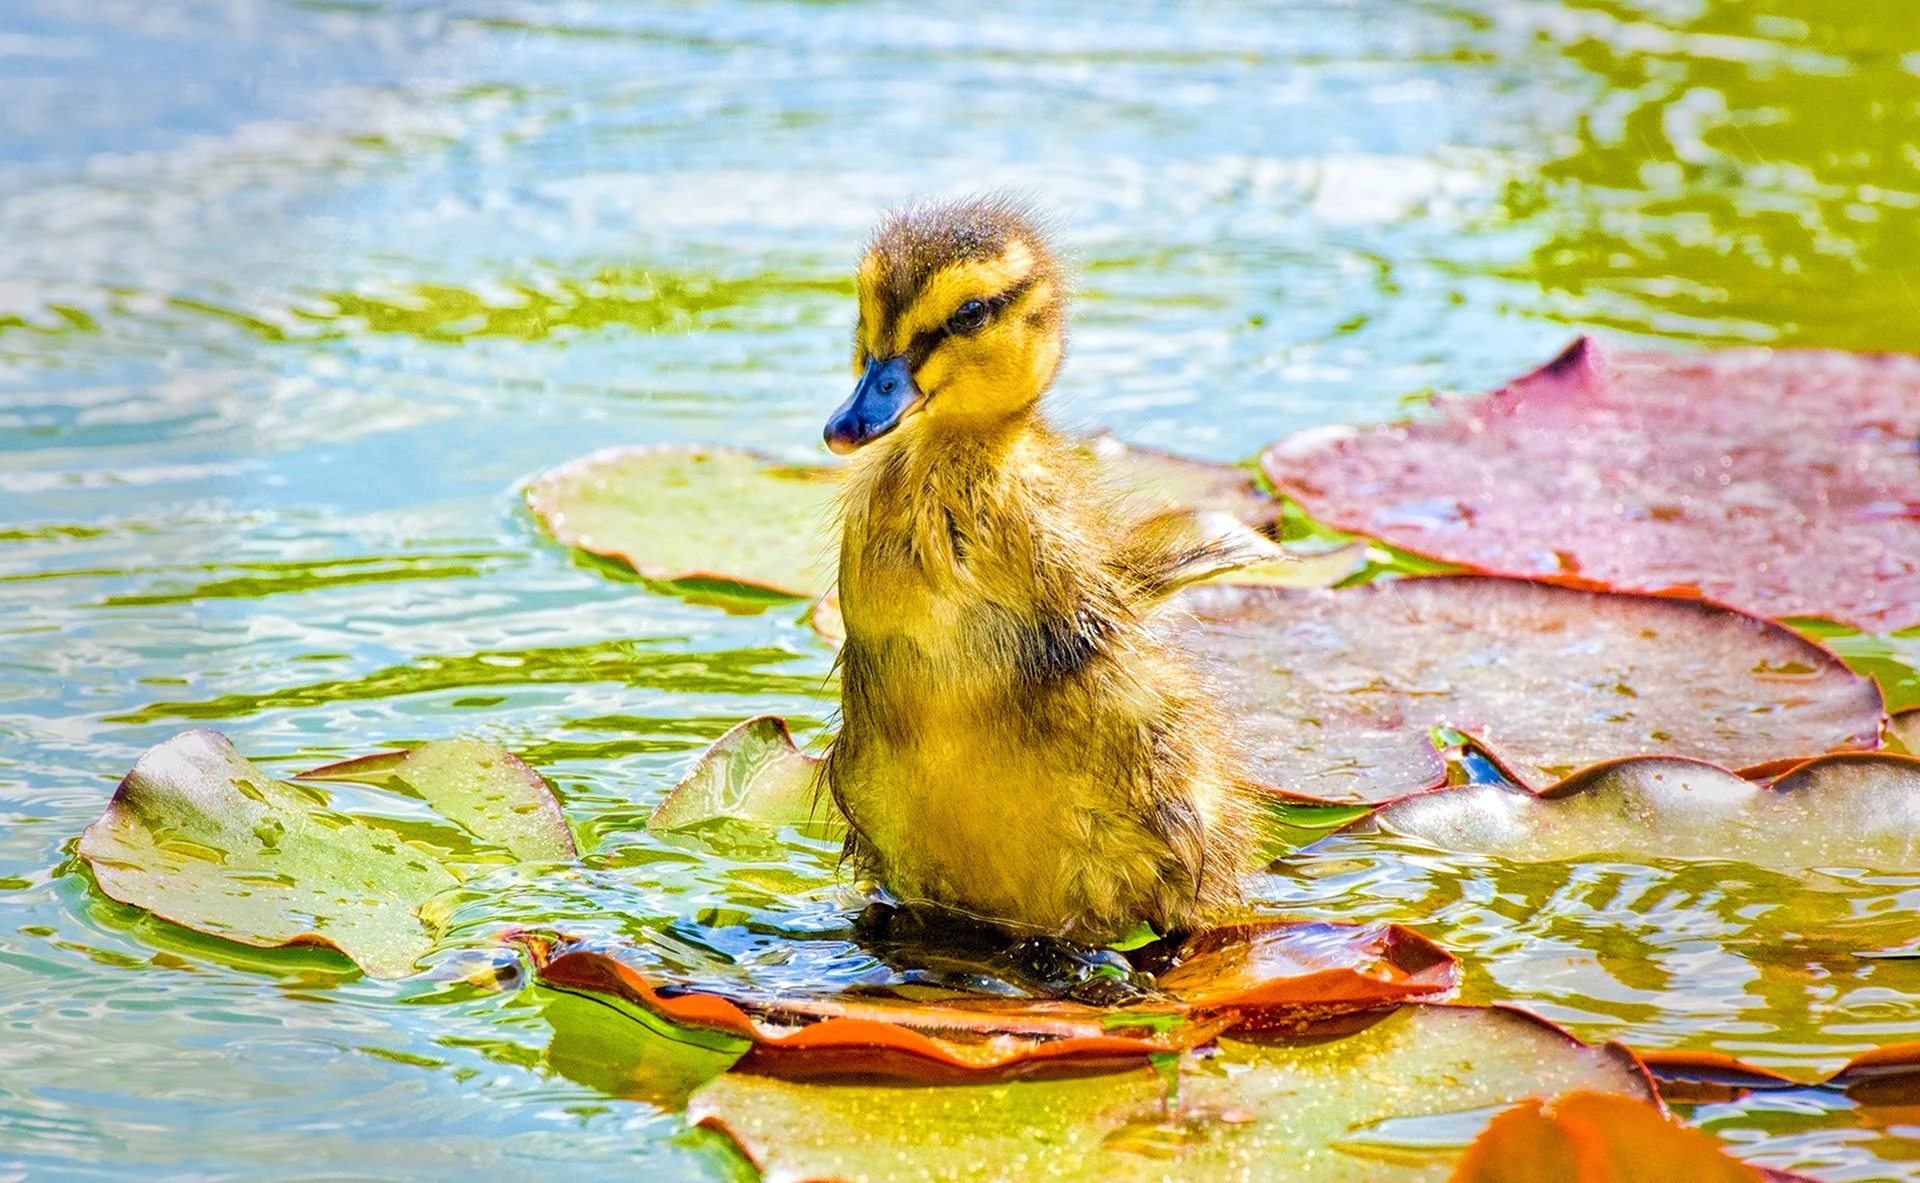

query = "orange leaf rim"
[{"left": 529, "top": 919, "right": 1458, "bottom": 1082}]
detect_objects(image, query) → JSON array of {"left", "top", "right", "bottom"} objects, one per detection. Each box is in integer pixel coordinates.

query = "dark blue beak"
[{"left": 825, "top": 355, "right": 922, "bottom": 455}]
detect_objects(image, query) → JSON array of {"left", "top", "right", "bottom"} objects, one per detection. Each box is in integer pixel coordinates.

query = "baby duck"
[{"left": 820, "top": 198, "right": 1255, "bottom": 945}]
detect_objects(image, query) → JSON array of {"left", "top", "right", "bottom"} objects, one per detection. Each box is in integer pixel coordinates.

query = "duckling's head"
[{"left": 825, "top": 198, "right": 1065, "bottom": 455}]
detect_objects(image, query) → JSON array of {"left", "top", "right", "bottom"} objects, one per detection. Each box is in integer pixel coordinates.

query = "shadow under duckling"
[{"left": 820, "top": 197, "right": 1258, "bottom": 948}]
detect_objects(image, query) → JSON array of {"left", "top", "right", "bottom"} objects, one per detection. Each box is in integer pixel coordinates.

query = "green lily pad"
[
  {"left": 1371, "top": 752, "right": 1920, "bottom": 867},
  {"left": 525, "top": 445, "right": 840, "bottom": 599},
  {"left": 523, "top": 436, "right": 1286, "bottom": 609},
  {"left": 1171, "top": 578, "right": 1884, "bottom": 802},
  {"left": 688, "top": 1004, "right": 1654, "bottom": 1182},
  {"left": 77, "top": 729, "right": 573, "bottom": 978},
  {"left": 1890, "top": 708, "right": 1919, "bottom": 756},
  {"left": 647, "top": 715, "right": 834, "bottom": 832},
  {"left": 299, "top": 738, "right": 576, "bottom": 862}
]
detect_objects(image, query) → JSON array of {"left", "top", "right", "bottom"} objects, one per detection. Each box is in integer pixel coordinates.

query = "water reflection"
[{"left": 1500, "top": 0, "right": 1920, "bottom": 350}]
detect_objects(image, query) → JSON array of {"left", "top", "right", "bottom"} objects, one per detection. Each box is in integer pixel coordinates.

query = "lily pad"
[
  {"left": 298, "top": 738, "right": 575, "bottom": 862},
  {"left": 1081, "top": 431, "right": 1279, "bottom": 531},
  {"left": 647, "top": 715, "right": 833, "bottom": 832},
  {"left": 1370, "top": 752, "right": 1920, "bottom": 868},
  {"left": 524, "top": 444, "right": 840, "bottom": 599},
  {"left": 1640, "top": 1043, "right": 1920, "bottom": 1109},
  {"left": 1449, "top": 1091, "right": 1788, "bottom": 1183},
  {"left": 77, "top": 729, "right": 571, "bottom": 978},
  {"left": 1890, "top": 708, "right": 1920, "bottom": 756},
  {"left": 533, "top": 920, "right": 1457, "bottom": 1083},
  {"left": 1262, "top": 338, "right": 1920, "bottom": 631},
  {"left": 1171, "top": 578, "right": 1884, "bottom": 802},
  {"left": 523, "top": 436, "right": 1283, "bottom": 607},
  {"left": 689, "top": 1004, "right": 1654, "bottom": 1182}
]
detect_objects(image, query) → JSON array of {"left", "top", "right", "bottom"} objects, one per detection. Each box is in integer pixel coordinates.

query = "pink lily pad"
[
  {"left": 532, "top": 920, "right": 1457, "bottom": 1083},
  {"left": 1262, "top": 338, "right": 1920, "bottom": 631},
  {"left": 1171, "top": 578, "right": 1883, "bottom": 802}
]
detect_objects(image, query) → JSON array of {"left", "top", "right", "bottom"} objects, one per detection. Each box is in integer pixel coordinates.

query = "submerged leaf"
[
  {"left": 647, "top": 716, "right": 835, "bottom": 832},
  {"left": 1448, "top": 1091, "right": 1773, "bottom": 1183},
  {"left": 533, "top": 921, "right": 1456, "bottom": 1083},
  {"left": 1173, "top": 578, "right": 1883, "bottom": 802},
  {"left": 78, "top": 729, "right": 572, "bottom": 978},
  {"left": 1372, "top": 752, "right": 1920, "bottom": 868},
  {"left": 1263, "top": 338, "right": 1920, "bottom": 631},
  {"left": 690, "top": 1005, "right": 1653, "bottom": 1182},
  {"left": 299, "top": 738, "right": 576, "bottom": 862}
]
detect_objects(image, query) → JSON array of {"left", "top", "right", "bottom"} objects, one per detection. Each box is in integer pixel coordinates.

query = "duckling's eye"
[{"left": 947, "top": 299, "right": 991, "bottom": 335}]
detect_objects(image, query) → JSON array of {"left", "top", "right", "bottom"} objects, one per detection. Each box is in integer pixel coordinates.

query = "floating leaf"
[
  {"left": 1262, "top": 338, "right": 1920, "bottom": 631},
  {"left": 524, "top": 444, "right": 840, "bottom": 599},
  {"left": 690, "top": 1004, "right": 1654, "bottom": 1182},
  {"left": 536, "top": 945, "right": 1216, "bottom": 1084},
  {"left": 647, "top": 715, "right": 835, "bottom": 833},
  {"left": 1081, "top": 431, "right": 1279, "bottom": 531},
  {"left": 1640, "top": 1043, "right": 1920, "bottom": 1108},
  {"left": 299, "top": 738, "right": 576, "bottom": 862},
  {"left": 1635, "top": 1050, "right": 1803, "bottom": 1104},
  {"left": 534, "top": 920, "right": 1456, "bottom": 1083},
  {"left": 1157, "top": 921, "right": 1457, "bottom": 1028},
  {"left": 1172, "top": 579, "right": 1883, "bottom": 802},
  {"left": 77, "top": 729, "right": 571, "bottom": 978},
  {"left": 1890, "top": 708, "right": 1920, "bottom": 756},
  {"left": 1448, "top": 1091, "right": 1782, "bottom": 1183},
  {"left": 524, "top": 436, "right": 1285, "bottom": 610},
  {"left": 1370, "top": 753, "right": 1920, "bottom": 868}
]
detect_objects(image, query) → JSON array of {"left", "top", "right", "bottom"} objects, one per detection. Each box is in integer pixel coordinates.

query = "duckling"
[{"left": 820, "top": 198, "right": 1256, "bottom": 945}]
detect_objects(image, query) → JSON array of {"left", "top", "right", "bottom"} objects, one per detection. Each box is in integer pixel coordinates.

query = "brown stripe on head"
[{"left": 857, "top": 197, "right": 1064, "bottom": 361}]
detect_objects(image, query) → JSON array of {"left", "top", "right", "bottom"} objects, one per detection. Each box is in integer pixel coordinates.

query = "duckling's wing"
[{"left": 1111, "top": 509, "right": 1287, "bottom": 606}]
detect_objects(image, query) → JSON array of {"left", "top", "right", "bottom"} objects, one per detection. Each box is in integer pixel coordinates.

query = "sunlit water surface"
[{"left": 3, "top": 1, "right": 1919, "bottom": 1179}]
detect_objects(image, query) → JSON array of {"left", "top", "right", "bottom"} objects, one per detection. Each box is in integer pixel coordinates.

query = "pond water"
[{"left": 3, "top": 0, "right": 1919, "bottom": 1178}]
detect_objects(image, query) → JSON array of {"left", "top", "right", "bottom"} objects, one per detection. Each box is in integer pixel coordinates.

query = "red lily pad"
[
  {"left": 523, "top": 436, "right": 1283, "bottom": 607},
  {"left": 1170, "top": 579, "right": 1883, "bottom": 802},
  {"left": 1370, "top": 752, "right": 1920, "bottom": 867},
  {"left": 1640, "top": 1043, "right": 1920, "bottom": 1109},
  {"left": 533, "top": 920, "right": 1457, "bottom": 1083},
  {"left": 690, "top": 1004, "right": 1655, "bottom": 1182},
  {"left": 1448, "top": 1090, "right": 1801, "bottom": 1182},
  {"left": 1262, "top": 338, "right": 1920, "bottom": 631},
  {"left": 77, "top": 729, "right": 572, "bottom": 978}
]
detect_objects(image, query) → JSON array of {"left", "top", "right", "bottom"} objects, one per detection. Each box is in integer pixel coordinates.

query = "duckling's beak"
[{"left": 825, "top": 355, "right": 922, "bottom": 455}]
